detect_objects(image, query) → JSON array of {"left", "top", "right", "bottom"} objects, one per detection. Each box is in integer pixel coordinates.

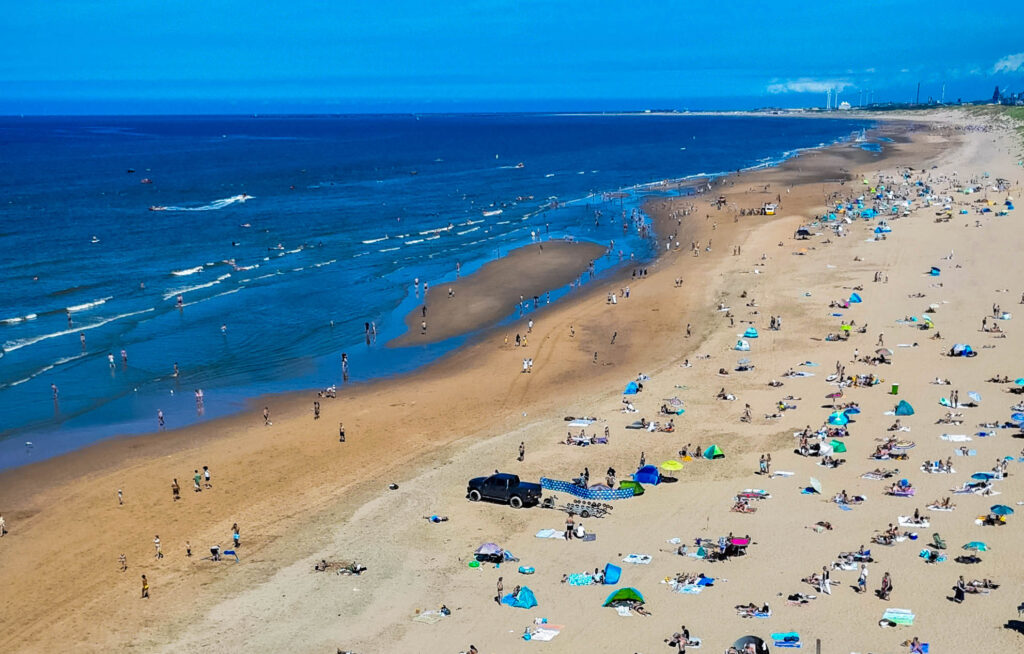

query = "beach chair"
[{"left": 931, "top": 533, "right": 946, "bottom": 550}]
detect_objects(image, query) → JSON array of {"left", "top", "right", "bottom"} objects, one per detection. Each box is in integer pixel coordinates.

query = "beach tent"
[
  {"left": 733, "top": 635, "right": 770, "bottom": 654},
  {"left": 827, "top": 411, "right": 849, "bottom": 426},
  {"left": 930, "top": 266, "right": 941, "bottom": 276},
  {"left": 849, "top": 292, "right": 863, "bottom": 303},
  {"left": 862, "top": 208, "right": 877, "bottom": 218},
  {"left": 703, "top": 444, "right": 725, "bottom": 460},
  {"left": 830, "top": 439, "right": 848, "bottom": 453},
  {"left": 603, "top": 563, "right": 622, "bottom": 585},
  {"left": 602, "top": 587, "right": 644, "bottom": 606},
  {"left": 743, "top": 327, "right": 759, "bottom": 339},
  {"left": 895, "top": 400, "right": 915, "bottom": 416},
  {"left": 502, "top": 586, "right": 538, "bottom": 609},
  {"left": 735, "top": 340, "right": 751, "bottom": 351},
  {"left": 950, "top": 344, "right": 976, "bottom": 357},
  {"left": 623, "top": 381, "right": 639, "bottom": 395},
  {"left": 618, "top": 480, "right": 645, "bottom": 496},
  {"left": 632, "top": 465, "right": 661, "bottom": 485}
]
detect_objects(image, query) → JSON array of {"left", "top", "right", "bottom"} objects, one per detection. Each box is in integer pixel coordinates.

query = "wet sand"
[
  {"left": 2, "top": 112, "right": 1023, "bottom": 653},
  {"left": 390, "top": 240, "right": 607, "bottom": 346}
]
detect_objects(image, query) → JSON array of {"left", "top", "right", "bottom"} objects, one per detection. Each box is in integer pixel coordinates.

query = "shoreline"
[{"left": 5, "top": 112, "right": 1016, "bottom": 653}]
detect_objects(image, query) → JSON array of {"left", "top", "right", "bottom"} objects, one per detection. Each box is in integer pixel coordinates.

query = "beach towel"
[
  {"left": 954, "top": 449, "right": 977, "bottom": 456},
  {"left": 615, "top": 606, "right": 632, "bottom": 617},
  {"left": 770, "top": 471, "right": 795, "bottom": 477},
  {"left": 535, "top": 529, "right": 564, "bottom": 539},
  {"left": 882, "top": 608, "right": 915, "bottom": 625},
  {"left": 675, "top": 584, "right": 702, "bottom": 594},
  {"left": 567, "top": 573, "right": 593, "bottom": 586},
  {"left": 412, "top": 611, "right": 446, "bottom": 624},
  {"left": 772, "top": 633, "right": 802, "bottom": 648},
  {"left": 528, "top": 627, "right": 562, "bottom": 642},
  {"left": 941, "top": 434, "right": 971, "bottom": 442},
  {"left": 622, "top": 554, "right": 651, "bottom": 565}
]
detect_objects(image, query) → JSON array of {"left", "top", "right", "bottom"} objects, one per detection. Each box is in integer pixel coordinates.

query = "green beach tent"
[
  {"left": 602, "top": 587, "right": 645, "bottom": 606},
  {"left": 619, "top": 480, "right": 645, "bottom": 496},
  {"left": 830, "top": 439, "right": 847, "bottom": 453},
  {"left": 703, "top": 444, "right": 725, "bottom": 460}
]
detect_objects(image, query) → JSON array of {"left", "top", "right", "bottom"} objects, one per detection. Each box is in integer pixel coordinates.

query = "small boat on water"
[
  {"left": 140, "top": 178, "right": 153, "bottom": 184},
  {"left": 149, "top": 206, "right": 167, "bottom": 211},
  {"left": 514, "top": 162, "right": 525, "bottom": 169}
]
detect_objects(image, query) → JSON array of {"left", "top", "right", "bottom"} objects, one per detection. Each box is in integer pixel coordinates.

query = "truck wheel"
[
  {"left": 468, "top": 490, "right": 482, "bottom": 502},
  {"left": 509, "top": 496, "right": 524, "bottom": 509},
  {"left": 580, "top": 509, "right": 591, "bottom": 518}
]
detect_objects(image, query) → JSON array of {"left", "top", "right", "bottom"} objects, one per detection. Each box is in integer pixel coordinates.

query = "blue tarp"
[
  {"left": 624, "top": 381, "right": 638, "bottom": 395},
  {"left": 633, "top": 465, "right": 661, "bottom": 485}
]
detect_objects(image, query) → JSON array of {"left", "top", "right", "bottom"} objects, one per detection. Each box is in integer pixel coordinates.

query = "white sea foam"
[
  {"left": 181, "top": 287, "right": 242, "bottom": 308},
  {"left": 1, "top": 313, "right": 38, "bottom": 325},
  {"left": 456, "top": 226, "right": 480, "bottom": 236},
  {"left": 404, "top": 238, "right": 424, "bottom": 245},
  {"left": 162, "top": 274, "right": 231, "bottom": 300},
  {"left": 379, "top": 246, "right": 400, "bottom": 252},
  {"left": 66, "top": 296, "right": 113, "bottom": 312},
  {"left": 4, "top": 353, "right": 87, "bottom": 389},
  {"left": 2, "top": 308, "right": 155, "bottom": 354},
  {"left": 362, "top": 236, "right": 388, "bottom": 244}
]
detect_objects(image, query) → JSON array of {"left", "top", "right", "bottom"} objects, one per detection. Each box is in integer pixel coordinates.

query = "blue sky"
[{"left": 3, "top": 0, "right": 1023, "bottom": 114}]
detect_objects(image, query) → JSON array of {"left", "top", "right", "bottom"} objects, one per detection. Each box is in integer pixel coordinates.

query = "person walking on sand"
[
  {"left": 819, "top": 565, "right": 831, "bottom": 595},
  {"left": 765, "top": 453, "right": 771, "bottom": 475},
  {"left": 232, "top": 523, "right": 240, "bottom": 549},
  {"left": 877, "top": 333, "right": 884, "bottom": 347},
  {"left": 0, "top": 514, "right": 6, "bottom": 537},
  {"left": 879, "top": 571, "right": 892, "bottom": 600},
  {"left": 263, "top": 406, "right": 271, "bottom": 426},
  {"left": 858, "top": 564, "right": 868, "bottom": 593},
  {"left": 171, "top": 478, "right": 180, "bottom": 501},
  {"left": 154, "top": 535, "right": 163, "bottom": 559},
  {"left": 185, "top": 541, "right": 192, "bottom": 558},
  {"left": 141, "top": 575, "right": 149, "bottom": 599},
  {"left": 203, "top": 465, "right": 211, "bottom": 488},
  {"left": 565, "top": 515, "right": 575, "bottom": 541},
  {"left": 518, "top": 442, "right": 525, "bottom": 462},
  {"left": 313, "top": 400, "right": 320, "bottom": 420},
  {"left": 117, "top": 489, "right": 123, "bottom": 505},
  {"left": 339, "top": 422, "right": 346, "bottom": 442},
  {"left": 193, "top": 470, "right": 202, "bottom": 492},
  {"left": 119, "top": 553, "right": 127, "bottom": 571},
  {"left": 495, "top": 577, "right": 503, "bottom": 604}
]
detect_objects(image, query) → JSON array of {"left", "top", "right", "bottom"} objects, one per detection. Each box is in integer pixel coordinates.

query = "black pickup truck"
[{"left": 466, "top": 473, "right": 542, "bottom": 508}]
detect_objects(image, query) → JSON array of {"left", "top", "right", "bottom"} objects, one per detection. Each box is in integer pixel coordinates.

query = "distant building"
[{"left": 838, "top": 101, "right": 852, "bottom": 111}]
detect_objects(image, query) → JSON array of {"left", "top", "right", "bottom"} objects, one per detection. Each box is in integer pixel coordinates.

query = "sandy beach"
[{"left": 3, "top": 110, "right": 1024, "bottom": 654}]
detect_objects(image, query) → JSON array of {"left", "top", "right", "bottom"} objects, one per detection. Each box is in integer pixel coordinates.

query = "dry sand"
[{"left": 2, "top": 111, "right": 1024, "bottom": 654}]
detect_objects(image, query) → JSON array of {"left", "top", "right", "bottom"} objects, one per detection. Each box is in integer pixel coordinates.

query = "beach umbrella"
[
  {"left": 827, "top": 411, "right": 849, "bottom": 426},
  {"left": 1014, "top": 378, "right": 1024, "bottom": 386},
  {"left": 876, "top": 348, "right": 894, "bottom": 357},
  {"left": 990, "top": 505, "right": 1014, "bottom": 515},
  {"left": 968, "top": 391, "right": 981, "bottom": 403},
  {"left": 1012, "top": 413, "right": 1024, "bottom": 424},
  {"left": 826, "top": 390, "right": 844, "bottom": 399},
  {"left": 962, "top": 541, "right": 989, "bottom": 551},
  {"left": 971, "top": 472, "right": 995, "bottom": 481},
  {"left": 809, "top": 477, "right": 823, "bottom": 494},
  {"left": 475, "top": 542, "right": 502, "bottom": 556},
  {"left": 660, "top": 460, "right": 684, "bottom": 472}
]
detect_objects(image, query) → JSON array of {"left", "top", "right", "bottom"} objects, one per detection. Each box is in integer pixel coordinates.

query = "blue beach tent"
[
  {"left": 603, "top": 563, "right": 622, "bottom": 585},
  {"left": 624, "top": 381, "right": 638, "bottom": 395},
  {"left": 828, "top": 411, "right": 849, "bottom": 426},
  {"left": 633, "top": 465, "right": 661, "bottom": 485},
  {"left": 930, "top": 267, "right": 941, "bottom": 276},
  {"left": 502, "top": 586, "right": 538, "bottom": 609},
  {"left": 743, "top": 327, "right": 759, "bottom": 339},
  {"left": 895, "top": 400, "right": 915, "bottom": 416},
  {"left": 849, "top": 292, "right": 862, "bottom": 303}
]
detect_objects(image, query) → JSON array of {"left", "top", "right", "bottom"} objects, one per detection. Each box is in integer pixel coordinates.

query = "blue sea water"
[{"left": 0, "top": 113, "right": 872, "bottom": 469}]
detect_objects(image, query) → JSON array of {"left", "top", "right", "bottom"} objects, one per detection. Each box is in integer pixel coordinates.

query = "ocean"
[{"left": 0, "top": 113, "right": 873, "bottom": 468}]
